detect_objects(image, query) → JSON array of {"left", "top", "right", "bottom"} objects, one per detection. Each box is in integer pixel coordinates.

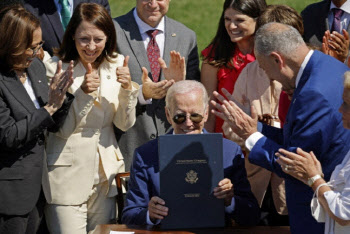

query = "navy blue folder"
[{"left": 158, "top": 133, "right": 225, "bottom": 229}]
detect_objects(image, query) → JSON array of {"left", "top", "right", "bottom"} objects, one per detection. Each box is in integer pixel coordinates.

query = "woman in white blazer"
[{"left": 42, "top": 3, "right": 139, "bottom": 233}]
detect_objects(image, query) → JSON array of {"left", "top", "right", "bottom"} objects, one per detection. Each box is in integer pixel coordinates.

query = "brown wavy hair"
[
  {"left": 56, "top": 3, "right": 117, "bottom": 67},
  {"left": 0, "top": 5, "right": 40, "bottom": 72},
  {"left": 202, "top": 0, "right": 267, "bottom": 68},
  {"left": 256, "top": 5, "right": 304, "bottom": 35}
]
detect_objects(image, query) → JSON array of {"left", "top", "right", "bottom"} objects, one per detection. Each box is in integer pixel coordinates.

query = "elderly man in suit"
[
  {"left": 24, "top": 0, "right": 110, "bottom": 55},
  {"left": 211, "top": 22, "right": 350, "bottom": 233},
  {"left": 113, "top": 0, "right": 200, "bottom": 171},
  {"left": 302, "top": 0, "right": 350, "bottom": 63},
  {"left": 122, "top": 80, "right": 259, "bottom": 226}
]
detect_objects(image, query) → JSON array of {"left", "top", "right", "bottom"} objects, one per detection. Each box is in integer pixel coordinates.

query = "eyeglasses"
[
  {"left": 172, "top": 113, "right": 204, "bottom": 125},
  {"left": 28, "top": 41, "right": 45, "bottom": 56}
]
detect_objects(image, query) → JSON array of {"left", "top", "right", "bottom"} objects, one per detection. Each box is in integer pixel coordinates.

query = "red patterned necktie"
[
  {"left": 331, "top": 8, "right": 344, "bottom": 33},
  {"left": 146, "top": 30, "right": 161, "bottom": 82}
]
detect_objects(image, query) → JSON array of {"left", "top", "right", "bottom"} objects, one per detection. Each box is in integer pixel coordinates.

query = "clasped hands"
[
  {"left": 276, "top": 148, "right": 323, "bottom": 185},
  {"left": 148, "top": 178, "right": 234, "bottom": 223},
  {"left": 142, "top": 50, "right": 186, "bottom": 100}
]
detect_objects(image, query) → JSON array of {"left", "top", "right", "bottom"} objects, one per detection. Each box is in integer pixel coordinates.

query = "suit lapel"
[
  {"left": 162, "top": 16, "right": 172, "bottom": 81},
  {"left": 2, "top": 72, "right": 37, "bottom": 112},
  {"left": 285, "top": 51, "right": 320, "bottom": 129},
  {"left": 45, "top": 0, "right": 65, "bottom": 44},
  {"left": 27, "top": 59, "right": 49, "bottom": 107},
  {"left": 119, "top": 10, "right": 151, "bottom": 82},
  {"left": 322, "top": 0, "right": 331, "bottom": 32}
]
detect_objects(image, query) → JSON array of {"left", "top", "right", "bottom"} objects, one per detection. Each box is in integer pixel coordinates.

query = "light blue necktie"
[{"left": 59, "top": 0, "right": 71, "bottom": 31}]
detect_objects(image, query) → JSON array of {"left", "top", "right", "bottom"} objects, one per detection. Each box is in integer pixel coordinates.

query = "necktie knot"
[
  {"left": 331, "top": 8, "right": 344, "bottom": 33},
  {"left": 147, "top": 29, "right": 159, "bottom": 39},
  {"left": 333, "top": 8, "right": 344, "bottom": 20}
]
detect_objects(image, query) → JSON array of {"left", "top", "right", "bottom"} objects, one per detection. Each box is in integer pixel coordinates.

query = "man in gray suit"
[
  {"left": 114, "top": 0, "right": 200, "bottom": 170},
  {"left": 302, "top": 0, "right": 350, "bottom": 62}
]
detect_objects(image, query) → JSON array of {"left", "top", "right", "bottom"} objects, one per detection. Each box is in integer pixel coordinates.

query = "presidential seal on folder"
[{"left": 158, "top": 133, "right": 225, "bottom": 229}]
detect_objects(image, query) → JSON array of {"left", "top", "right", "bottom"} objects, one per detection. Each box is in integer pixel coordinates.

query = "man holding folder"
[{"left": 122, "top": 80, "right": 259, "bottom": 226}]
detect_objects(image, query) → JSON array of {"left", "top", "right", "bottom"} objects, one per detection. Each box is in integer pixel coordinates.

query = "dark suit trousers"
[{"left": 0, "top": 191, "right": 45, "bottom": 234}]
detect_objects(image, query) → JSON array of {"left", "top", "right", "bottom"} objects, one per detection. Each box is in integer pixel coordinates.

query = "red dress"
[
  {"left": 202, "top": 46, "right": 255, "bottom": 133},
  {"left": 278, "top": 91, "right": 291, "bottom": 128}
]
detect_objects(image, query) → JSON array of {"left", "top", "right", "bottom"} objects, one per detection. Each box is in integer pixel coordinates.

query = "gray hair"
[
  {"left": 254, "top": 22, "right": 305, "bottom": 57},
  {"left": 165, "top": 80, "right": 209, "bottom": 110}
]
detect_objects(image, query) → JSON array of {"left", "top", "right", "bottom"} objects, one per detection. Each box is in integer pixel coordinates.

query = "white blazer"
[{"left": 43, "top": 54, "right": 139, "bottom": 205}]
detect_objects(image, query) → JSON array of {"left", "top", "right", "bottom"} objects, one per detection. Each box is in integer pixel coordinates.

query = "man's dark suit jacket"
[
  {"left": 24, "top": 0, "right": 110, "bottom": 55},
  {"left": 249, "top": 51, "right": 350, "bottom": 233},
  {"left": 114, "top": 9, "right": 201, "bottom": 171},
  {"left": 122, "top": 129, "right": 260, "bottom": 226},
  {"left": 302, "top": 0, "right": 350, "bottom": 47},
  {"left": 0, "top": 58, "right": 73, "bottom": 215}
]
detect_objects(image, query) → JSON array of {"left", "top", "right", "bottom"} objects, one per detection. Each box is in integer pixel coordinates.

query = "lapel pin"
[
  {"left": 172, "top": 33, "right": 176, "bottom": 37},
  {"left": 107, "top": 75, "right": 111, "bottom": 80}
]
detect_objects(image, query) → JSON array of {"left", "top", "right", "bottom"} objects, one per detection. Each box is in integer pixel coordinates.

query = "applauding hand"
[
  {"left": 141, "top": 67, "right": 174, "bottom": 100},
  {"left": 81, "top": 63, "right": 100, "bottom": 94},
  {"left": 159, "top": 50, "right": 186, "bottom": 82},
  {"left": 116, "top": 55, "right": 132, "bottom": 90},
  {"left": 322, "top": 29, "right": 350, "bottom": 63},
  {"left": 45, "top": 60, "right": 74, "bottom": 115},
  {"left": 211, "top": 88, "right": 258, "bottom": 140}
]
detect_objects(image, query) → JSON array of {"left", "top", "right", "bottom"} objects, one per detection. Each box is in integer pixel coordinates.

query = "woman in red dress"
[{"left": 201, "top": 0, "right": 267, "bottom": 133}]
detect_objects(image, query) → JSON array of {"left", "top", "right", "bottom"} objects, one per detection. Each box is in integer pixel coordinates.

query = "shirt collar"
[
  {"left": 330, "top": 1, "right": 350, "bottom": 15},
  {"left": 295, "top": 50, "right": 314, "bottom": 88},
  {"left": 133, "top": 8, "right": 165, "bottom": 35}
]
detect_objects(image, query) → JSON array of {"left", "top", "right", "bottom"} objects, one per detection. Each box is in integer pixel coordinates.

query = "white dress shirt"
[
  {"left": 245, "top": 50, "right": 314, "bottom": 150},
  {"left": 23, "top": 77, "right": 40, "bottom": 109}
]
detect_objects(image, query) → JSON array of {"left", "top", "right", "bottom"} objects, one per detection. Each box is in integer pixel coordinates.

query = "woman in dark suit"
[{"left": 0, "top": 5, "right": 74, "bottom": 233}]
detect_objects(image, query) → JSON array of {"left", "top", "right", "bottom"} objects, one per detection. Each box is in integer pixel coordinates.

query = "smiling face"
[
  {"left": 136, "top": 0, "right": 170, "bottom": 27},
  {"left": 19, "top": 27, "right": 42, "bottom": 68},
  {"left": 224, "top": 8, "right": 256, "bottom": 44},
  {"left": 166, "top": 90, "right": 208, "bottom": 135},
  {"left": 74, "top": 20, "right": 107, "bottom": 69},
  {"left": 339, "top": 88, "right": 350, "bottom": 129}
]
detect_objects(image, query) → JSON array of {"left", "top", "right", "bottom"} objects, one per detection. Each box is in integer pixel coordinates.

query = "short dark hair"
[
  {"left": 202, "top": 0, "right": 267, "bottom": 67},
  {"left": 0, "top": 5, "right": 40, "bottom": 72},
  {"left": 56, "top": 3, "right": 117, "bottom": 66},
  {"left": 256, "top": 5, "right": 304, "bottom": 35}
]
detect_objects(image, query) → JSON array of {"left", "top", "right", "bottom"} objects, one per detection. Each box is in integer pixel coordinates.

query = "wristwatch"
[{"left": 307, "top": 174, "right": 322, "bottom": 187}]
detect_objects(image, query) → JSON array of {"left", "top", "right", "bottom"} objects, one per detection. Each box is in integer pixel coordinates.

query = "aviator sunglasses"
[{"left": 172, "top": 113, "right": 204, "bottom": 124}]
